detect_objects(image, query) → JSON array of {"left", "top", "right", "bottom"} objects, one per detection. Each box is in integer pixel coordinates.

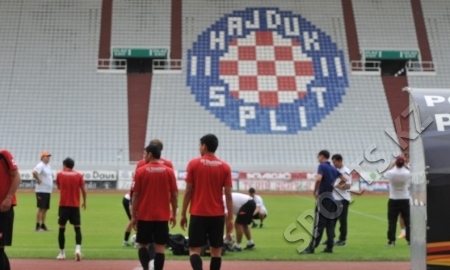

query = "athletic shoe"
[
  {"left": 397, "top": 233, "right": 406, "bottom": 239},
  {"left": 244, "top": 243, "right": 255, "bottom": 250},
  {"left": 386, "top": 241, "right": 395, "bottom": 247},
  {"left": 56, "top": 253, "right": 66, "bottom": 260},
  {"left": 41, "top": 224, "right": 49, "bottom": 231},
  {"left": 300, "top": 248, "right": 314, "bottom": 254},
  {"left": 122, "top": 241, "right": 131, "bottom": 247},
  {"left": 232, "top": 246, "right": 242, "bottom": 252},
  {"left": 224, "top": 242, "right": 234, "bottom": 251},
  {"left": 75, "top": 251, "right": 82, "bottom": 261},
  {"left": 251, "top": 223, "right": 258, "bottom": 228},
  {"left": 149, "top": 259, "right": 155, "bottom": 270},
  {"left": 259, "top": 223, "right": 263, "bottom": 228},
  {"left": 335, "top": 240, "right": 346, "bottom": 246},
  {"left": 322, "top": 248, "right": 333, "bottom": 253}
]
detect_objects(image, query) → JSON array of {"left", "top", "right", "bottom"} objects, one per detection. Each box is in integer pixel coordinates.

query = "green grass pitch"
[{"left": 6, "top": 192, "right": 410, "bottom": 261}]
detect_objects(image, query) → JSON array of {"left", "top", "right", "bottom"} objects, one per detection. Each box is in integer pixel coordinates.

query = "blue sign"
[{"left": 187, "top": 7, "right": 348, "bottom": 134}]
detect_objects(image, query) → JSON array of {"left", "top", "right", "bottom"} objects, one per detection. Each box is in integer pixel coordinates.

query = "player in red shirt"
[
  {"left": 0, "top": 149, "right": 20, "bottom": 270},
  {"left": 180, "top": 134, "right": 233, "bottom": 270},
  {"left": 55, "top": 158, "right": 86, "bottom": 262},
  {"left": 124, "top": 139, "right": 173, "bottom": 268},
  {"left": 131, "top": 144, "right": 178, "bottom": 270}
]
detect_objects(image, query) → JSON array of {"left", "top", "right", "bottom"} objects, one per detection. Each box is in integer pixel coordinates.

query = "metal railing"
[
  {"left": 97, "top": 59, "right": 127, "bottom": 73},
  {"left": 153, "top": 59, "right": 182, "bottom": 73},
  {"left": 350, "top": 60, "right": 381, "bottom": 73},
  {"left": 406, "top": 61, "right": 435, "bottom": 73}
]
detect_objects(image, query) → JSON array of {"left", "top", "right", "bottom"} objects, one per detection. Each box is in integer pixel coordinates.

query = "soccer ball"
[
  {"left": 223, "top": 234, "right": 235, "bottom": 251},
  {"left": 131, "top": 234, "right": 137, "bottom": 247}
]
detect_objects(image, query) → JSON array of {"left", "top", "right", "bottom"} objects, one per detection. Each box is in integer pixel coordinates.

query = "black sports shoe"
[
  {"left": 259, "top": 223, "right": 263, "bottom": 228},
  {"left": 386, "top": 241, "right": 395, "bottom": 247},
  {"left": 40, "top": 224, "right": 49, "bottom": 231},
  {"left": 300, "top": 248, "right": 314, "bottom": 254},
  {"left": 244, "top": 243, "right": 255, "bottom": 250},
  {"left": 322, "top": 248, "right": 333, "bottom": 253},
  {"left": 232, "top": 246, "right": 242, "bottom": 252},
  {"left": 251, "top": 223, "right": 257, "bottom": 228},
  {"left": 335, "top": 240, "right": 346, "bottom": 246}
]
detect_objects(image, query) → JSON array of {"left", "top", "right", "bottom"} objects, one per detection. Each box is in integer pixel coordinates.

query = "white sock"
[
  {"left": 150, "top": 259, "right": 154, "bottom": 267},
  {"left": 76, "top": 245, "right": 81, "bottom": 252},
  {"left": 235, "top": 243, "right": 241, "bottom": 248},
  {"left": 401, "top": 229, "right": 406, "bottom": 234},
  {"left": 60, "top": 249, "right": 65, "bottom": 254},
  {"left": 248, "top": 239, "right": 254, "bottom": 245}
]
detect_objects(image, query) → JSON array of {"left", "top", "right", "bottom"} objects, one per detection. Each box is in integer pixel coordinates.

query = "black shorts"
[
  {"left": 123, "top": 197, "right": 131, "bottom": 220},
  {"left": 235, "top": 200, "right": 256, "bottom": 225},
  {"left": 136, "top": 221, "right": 169, "bottom": 245},
  {"left": 0, "top": 207, "right": 14, "bottom": 246},
  {"left": 188, "top": 215, "right": 224, "bottom": 248},
  {"left": 36, "top": 192, "right": 51, "bottom": 210},
  {"left": 58, "top": 207, "right": 81, "bottom": 226}
]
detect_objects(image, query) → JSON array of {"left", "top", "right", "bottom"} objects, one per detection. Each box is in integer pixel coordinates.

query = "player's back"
[
  {"left": 386, "top": 167, "right": 410, "bottom": 199},
  {"left": 134, "top": 163, "right": 177, "bottom": 221},
  {"left": 186, "top": 155, "right": 232, "bottom": 216},
  {"left": 57, "top": 169, "right": 84, "bottom": 207}
]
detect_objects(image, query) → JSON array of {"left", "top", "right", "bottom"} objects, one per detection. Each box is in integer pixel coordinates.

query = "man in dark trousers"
[
  {"left": 301, "top": 150, "right": 347, "bottom": 254},
  {"left": 180, "top": 134, "right": 234, "bottom": 270},
  {"left": 384, "top": 156, "right": 411, "bottom": 246},
  {"left": 331, "top": 154, "right": 352, "bottom": 246}
]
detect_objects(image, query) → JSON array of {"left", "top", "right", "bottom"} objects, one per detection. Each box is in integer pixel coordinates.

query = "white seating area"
[
  {"left": 0, "top": 0, "right": 129, "bottom": 169},
  {"left": 353, "top": 0, "right": 419, "bottom": 53},
  {"left": 111, "top": 0, "right": 171, "bottom": 50},
  {"left": 408, "top": 0, "right": 450, "bottom": 87},
  {"left": 2, "top": 0, "right": 448, "bottom": 172}
]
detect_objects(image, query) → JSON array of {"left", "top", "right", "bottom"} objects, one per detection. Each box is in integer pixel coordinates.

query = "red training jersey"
[
  {"left": 56, "top": 169, "right": 85, "bottom": 207},
  {"left": 186, "top": 154, "right": 232, "bottom": 216},
  {"left": 131, "top": 157, "right": 173, "bottom": 193},
  {"left": 133, "top": 162, "right": 178, "bottom": 221},
  {"left": 0, "top": 149, "right": 18, "bottom": 206}
]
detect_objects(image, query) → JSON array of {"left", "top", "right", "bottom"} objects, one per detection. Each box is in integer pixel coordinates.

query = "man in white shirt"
[
  {"left": 32, "top": 151, "right": 53, "bottom": 231},
  {"left": 248, "top": 188, "right": 268, "bottom": 228},
  {"left": 223, "top": 193, "right": 256, "bottom": 251},
  {"left": 383, "top": 156, "right": 411, "bottom": 246},
  {"left": 331, "top": 154, "right": 351, "bottom": 247}
]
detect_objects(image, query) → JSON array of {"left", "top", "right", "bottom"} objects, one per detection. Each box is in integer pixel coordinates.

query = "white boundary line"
[{"left": 297, "top": 196, "right": 387, "bottom": 222}]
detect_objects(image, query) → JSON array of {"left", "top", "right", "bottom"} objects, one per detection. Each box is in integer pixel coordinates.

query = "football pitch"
[{"left": 7, "top": 192, "right": 410, "bottom": 261}]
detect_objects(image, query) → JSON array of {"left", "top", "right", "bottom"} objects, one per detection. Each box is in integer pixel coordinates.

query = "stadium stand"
[
  {"left": 353, "top": 0, "right": 418, "bottom": 50},
  {"left": 1, "top": 0, "right": 440, "bottom": 173},
  {"left": 111, "top": 0, "right": 171, "bottom": 48},
  {"left": 0, "top": 0, "right": 129, "bottom": 169},
  {"left": 408, "top": 0, "right": 447, "bottom": 87},
  {"left": 148, "top": 0, "right": 398, "bottom": 171}
]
